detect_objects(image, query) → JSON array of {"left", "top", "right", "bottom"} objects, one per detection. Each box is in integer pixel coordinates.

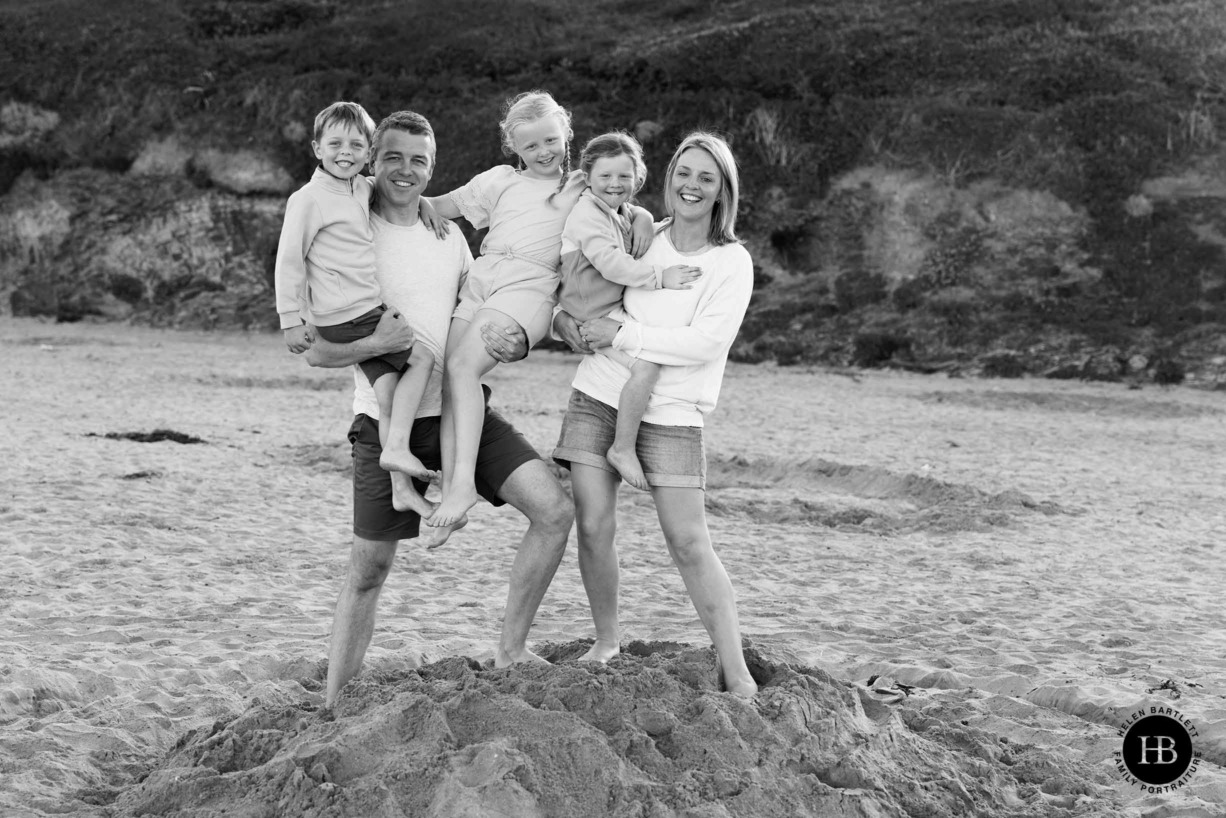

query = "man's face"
[{"left": 372, "top": 129, "right": 435, "bottom": 207}]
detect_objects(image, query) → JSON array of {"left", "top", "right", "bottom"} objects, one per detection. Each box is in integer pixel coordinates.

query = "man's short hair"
[{"left": 372, "top": 111, "right": 436, "bottom": 163}]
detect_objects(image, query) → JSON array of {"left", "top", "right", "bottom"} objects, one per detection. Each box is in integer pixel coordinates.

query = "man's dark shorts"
[
  {"left": 316, "top": 304, "right": 412, "bottom": 385},
  {"left": 348, "top": 386, "right": 541, "bottom": 541}
]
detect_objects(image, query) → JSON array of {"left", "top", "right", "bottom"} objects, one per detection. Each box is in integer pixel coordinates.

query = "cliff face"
[
  {"left": 2, "top": 0, "right": 1225, "bottom": 386},
  {"left": 1, "top": 135, "right": 286, "bottom": 330}
]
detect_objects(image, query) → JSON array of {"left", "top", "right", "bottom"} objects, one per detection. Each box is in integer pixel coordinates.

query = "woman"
[{"left": 552, "top": 131, "right": 758, "bottom": 697}]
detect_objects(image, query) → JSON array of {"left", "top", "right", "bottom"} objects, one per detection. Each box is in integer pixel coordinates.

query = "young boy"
[{"left": 274, "top": 101, "right": 436, "bottom": 516}]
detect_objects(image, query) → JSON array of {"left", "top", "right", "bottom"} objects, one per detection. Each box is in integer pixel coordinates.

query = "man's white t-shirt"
[{"left": 351, "top": 213, "right": 472, "bottom": 420}]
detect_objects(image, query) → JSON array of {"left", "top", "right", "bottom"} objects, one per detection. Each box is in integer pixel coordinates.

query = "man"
[{"left": 302, "top": 111, "right": 573, "bottom": 706}]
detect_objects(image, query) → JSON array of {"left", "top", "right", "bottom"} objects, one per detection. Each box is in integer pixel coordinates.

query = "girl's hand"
[
  {"left": 579, "top": 317, "right": 621, "bottom": 349},
  {"left": 284, "top": 324, "right": 315, "bottom": 354},
  {"left": 553, "top": 310, "right": 592, "bottom": 354},
  {"left": 418, "top": 198, "right": 450, "bottom": 240},
  {"left": 629, "top": 209, "right": 656, "bottom": 258},
  {"left": 662, "top": 264, "right": 702, "bottom": 290}
]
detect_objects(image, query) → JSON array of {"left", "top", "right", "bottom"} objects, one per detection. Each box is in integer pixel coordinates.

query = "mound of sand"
[{"left": 110, "top": 641, "right": 1131, "bottom": 818}]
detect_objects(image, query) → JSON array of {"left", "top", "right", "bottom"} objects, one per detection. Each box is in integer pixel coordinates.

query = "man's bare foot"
[
  {"left": 578, "top": 639, "right": 620, "bottom": 663},
  {"left": 380, "top": 449, "right": 439, "bottom": 482},
  {"left": 417, "top": 512, "right": 468, "bottom": 550},
  {"left": 428, "top": 486, "right": 479, "bottom": 527},
  {"left": 494, "top": 646, "right": 552, "bottom": 668},
  {"left": 606, "top": 446, "right": 649, "bottom": 491},
  {"left": 390, "top": 473, "right": 435, "bottom": 516}
]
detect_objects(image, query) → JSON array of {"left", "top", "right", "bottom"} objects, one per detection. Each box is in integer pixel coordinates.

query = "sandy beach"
[{"left": 2, "top": 316, "right": 1224, "bottom": 816}]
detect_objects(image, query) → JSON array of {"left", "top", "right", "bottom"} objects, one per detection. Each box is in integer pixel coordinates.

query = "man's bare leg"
[
  {"left": 489, "top": 458, "right": 574, "bottom": 667},
  {"left": 326, "top": 535, "right": 398, "bottom": 706}
]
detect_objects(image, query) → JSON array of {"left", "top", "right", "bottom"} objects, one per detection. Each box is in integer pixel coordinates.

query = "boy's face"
[
  {"left": 372, "top": 129, "right": 435, "bottom": 209},
  {"left": 313, "top": 121, "right": 370, "bottom": 180}
]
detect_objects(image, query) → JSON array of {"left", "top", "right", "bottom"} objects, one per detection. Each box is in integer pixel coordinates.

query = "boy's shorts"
[
  {"left": 316, "top": 304, "right": 412, "bottom": 384},
  {"left": 349, "top": 386, "right": 541, "bottom": 541},
  {"left": 552, "top": 389, "right": 706, "bottom": 489}
]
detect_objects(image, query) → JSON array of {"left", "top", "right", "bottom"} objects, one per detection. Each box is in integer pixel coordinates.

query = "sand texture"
[{"left": 1, "top": 317, "right": 1224, "bottom": 817}]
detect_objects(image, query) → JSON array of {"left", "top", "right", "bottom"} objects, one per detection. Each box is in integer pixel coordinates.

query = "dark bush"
[
  {"left": 109, "top": 274, "right": 146, "bottom": 305},
  {"left": 852, "top": 332, "right": 911, "bottom": 368},
  {"left": 834, "top": 272, "right": 887, "bottom": 312},
  {"left": 189, "top": 0, "right": 338, "bottom": 39}
]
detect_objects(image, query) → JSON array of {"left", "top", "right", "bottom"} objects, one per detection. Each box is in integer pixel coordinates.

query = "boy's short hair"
[
  {"left": 372, "top": 111, "right": 436, "bottom": 163},
  {"left": 313, "top": 101, "right": 376, "bottom": 144}
]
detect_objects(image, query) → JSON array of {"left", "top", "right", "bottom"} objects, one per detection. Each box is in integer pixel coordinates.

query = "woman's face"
[{"left": 668, "top": 148, "right": 722, "bottom": 223}]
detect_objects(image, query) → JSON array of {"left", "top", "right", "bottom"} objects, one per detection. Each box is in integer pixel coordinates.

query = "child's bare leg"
[
  {"left": 428, "top": 310, "right": 510, "bottom": 528},
  {"left": 415, "top": 388, "right": 468, "bottom": 548},
  {"left": 606, "top": 359, "right": 660, "bottom": 491},
  {"left": 370, "top": 371, "right": 401, "bottom": 455},
  {"left": 379, "top": 347, "right": 438, "bottom": 516}
]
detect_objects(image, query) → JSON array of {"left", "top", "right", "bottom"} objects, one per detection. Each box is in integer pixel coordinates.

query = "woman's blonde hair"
[{"left": 663, "top": 131, "right": 741, "bottom": 246}]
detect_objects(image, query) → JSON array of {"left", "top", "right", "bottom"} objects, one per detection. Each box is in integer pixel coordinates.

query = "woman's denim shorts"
[{"left": 552, "top": 389, "right": 705, "bottom": 489}]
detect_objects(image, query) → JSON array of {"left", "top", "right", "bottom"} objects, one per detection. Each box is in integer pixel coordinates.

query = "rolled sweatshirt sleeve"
[
  {"left": 570, "top": 199, "right": 663, "bottom": 289},
  {"left": 273, "top": 191, "right": 322, "bottom": 328},
  {"left": 612, "top": 244, "right": 753, "bottom": 366}
]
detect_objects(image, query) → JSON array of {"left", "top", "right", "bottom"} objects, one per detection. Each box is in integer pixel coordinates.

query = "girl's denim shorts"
[{"left": 552, "top": 389, "right": 705, "bottom": 489}]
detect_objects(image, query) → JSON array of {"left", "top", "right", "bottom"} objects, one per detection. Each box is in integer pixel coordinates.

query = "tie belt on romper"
[{"left": 484, "top": 246, "right": 557, "bottom": 273}]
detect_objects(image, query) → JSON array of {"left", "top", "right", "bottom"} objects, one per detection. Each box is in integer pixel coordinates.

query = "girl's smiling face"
[
  {"left": 512, "top": 116, "right": 568, "bottom": 180},
  {"left": 313, "top": 122, "right": 370, "bottom": 180},
  {"left": 586, "top": 153, "right": 639, "bottom": 210}
]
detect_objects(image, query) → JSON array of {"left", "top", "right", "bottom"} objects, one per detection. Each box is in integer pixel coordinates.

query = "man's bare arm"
[{"left": 303, "top": 308, "right": 416, "bottom": 368}]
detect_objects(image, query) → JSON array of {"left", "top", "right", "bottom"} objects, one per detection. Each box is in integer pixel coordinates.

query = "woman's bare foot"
[
  {"left": 380, "top": 449, "right": 439, "bottom": 482},
  {"left": 724, "top": 671, "right": 759, "bottom": 698},
  {"left": 428, "top": 485, "right": 479, "bottom": 527},
  {"left": 417, "top": 512, "right": 468, "bottom": 550},
  {"left": 578, "top": 639, "right": 620, "bottom": 663},
  {"left": 391, "top": 473, "right": 434, "bottom": 516},
  {"left": 606, "top": 446, "right": 649, "bottom": 491},
  {"left": 494, "top": 646, "right": 552, "bottom": 668}
]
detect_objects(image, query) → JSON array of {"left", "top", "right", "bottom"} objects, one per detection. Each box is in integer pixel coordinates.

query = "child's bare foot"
[
  {"left": 578, "top": 639, "right": 620, "bottom": 663},
  {"left": 428, "top": 486, "right": 479, "bottom": 527},
  {"left": 379, "top": 449, "right": 439, "bottom": 482},
  {"left": 494, "top": 646, "right": 552, "bottom": 668},
  {"left": 417, "top": 512, "right": 468, "bottom": 550},
  {"left": 390, "top": 473, "right": 434, "bottom": 517},
  {"left": 606, "top": 446, "right": 649, "bottom": 491}
]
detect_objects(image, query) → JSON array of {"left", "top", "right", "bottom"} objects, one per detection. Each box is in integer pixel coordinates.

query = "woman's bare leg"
[
  {"left": 652, "top": 486, "right": 758, "bottom": 696},
  {"left": 571, "top": 462, "right": 623, "bottom": 661}
]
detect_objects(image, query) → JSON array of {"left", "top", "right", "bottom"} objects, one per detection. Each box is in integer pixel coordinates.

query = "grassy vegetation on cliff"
[{"left": 2, "top": 0, "right": 1225, "bottom": 381}]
